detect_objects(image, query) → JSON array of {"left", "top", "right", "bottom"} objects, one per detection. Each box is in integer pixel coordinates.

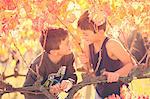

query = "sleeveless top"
[{"left": 89, "top": 37, "right": 125, "bottom": 98}]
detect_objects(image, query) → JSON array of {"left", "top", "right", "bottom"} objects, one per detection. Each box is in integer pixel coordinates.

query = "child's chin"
[{"left": 64, "top": 51, "right": 71, "bottom": 55}]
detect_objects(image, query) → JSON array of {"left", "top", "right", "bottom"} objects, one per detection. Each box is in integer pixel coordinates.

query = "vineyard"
[{"left": 0, "top": 0, "right": 150, "bottom": 99}]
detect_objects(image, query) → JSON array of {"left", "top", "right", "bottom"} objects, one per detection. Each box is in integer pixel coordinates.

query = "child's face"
[
  {"left": 58, "top": 37, "right": 72, "bottom": 55},
  {"left": 79, "top": 28, "right": 103, "bottom": 44}
]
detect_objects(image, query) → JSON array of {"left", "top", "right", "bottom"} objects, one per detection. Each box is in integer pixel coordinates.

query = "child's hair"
[
  {"left": 40, "top": 28, "right": 68, "bottom": 53},
  {"left": 77, "top": 11, "right": 106, "bottom": 33}
]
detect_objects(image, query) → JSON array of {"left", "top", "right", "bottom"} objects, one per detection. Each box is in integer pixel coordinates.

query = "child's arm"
[
  {"left": 63, "top": 54, "right": 77, "bottom": 84},
  {"left": 103, "top": 39, "right": 135, "bottom": 82},
  {"left": 23, "top": 64, "right": 37, "bottom": 87},
  {"left": 23, "top": 63, "right": 47, "bottom": 99}
]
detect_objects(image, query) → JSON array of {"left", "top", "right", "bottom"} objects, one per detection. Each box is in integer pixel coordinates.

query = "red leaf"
[
  {"left": 32, "top": 17, "right": 45, "bottom": 32},
  {"left": 3, "top": 0, "right": 16, "bottom": 10},
  {"left": 48, "top": 0, "right": 59, "bottom": 15},
  {"left": 2, "top": 25, "right": 9, "bottom": 34},
  {"left": 104, "top": 3, "right": 112, "bottom": 16}
]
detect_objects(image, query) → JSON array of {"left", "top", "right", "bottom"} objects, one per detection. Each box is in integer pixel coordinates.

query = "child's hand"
[
  {"left": 102, "top": 71, "right": 120, "bottom": 83},
  {"left": 81, "top": 34, "right": 93, "bottom": 45},
  {"left": 107, "top": 94, "right": 120, "bottom": 99},
  {"left": 49, "top": 83, "right": 61, "bottom": 95},
  {"left": 79, "top": 53, "right": 89, "bottom": 64},
  {"left": 60, "top": 80, "right": 73, "bottom": 92}
]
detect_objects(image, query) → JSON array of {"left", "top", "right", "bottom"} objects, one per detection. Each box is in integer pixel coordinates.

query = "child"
[
  {"left": 23, "top": 28, "right": 77, "bottom": 99},
  {"left": 78, "top": 10, "right": 134, "bottom": 98}
]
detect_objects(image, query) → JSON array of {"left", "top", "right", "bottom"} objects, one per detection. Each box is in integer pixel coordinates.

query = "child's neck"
[
  {"left": 48, "top": 53, "right": 63, "bottom": 64},
  {"left": 94, "top": 35, "right": 106, "bottom": 53}
]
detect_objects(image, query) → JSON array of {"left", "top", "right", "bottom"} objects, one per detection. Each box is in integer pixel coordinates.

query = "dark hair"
[
  {"left": 40, "top": 28, "right": 68, "bottom": 53},
  {"left": 77, "top": 11, "right": 106, "bottom": 33}
]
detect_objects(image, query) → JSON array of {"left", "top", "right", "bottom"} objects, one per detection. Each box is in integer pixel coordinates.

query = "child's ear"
[
  {"left": 49, "top": 50, "right": 52, "bottom": 54},
  {"left": 49, "top": 50, "right": 56, "bottom": 54},
  {"left": 49, "top": 50, "right": 55, "bottom": 54}
]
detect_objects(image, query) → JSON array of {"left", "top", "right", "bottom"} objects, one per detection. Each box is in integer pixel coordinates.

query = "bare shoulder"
[
  {"left": 106, "top": 39, "right": 124, "bottom": 50},
  {"left": 106, "top": 38, "right": 132, "bottom": 63}
]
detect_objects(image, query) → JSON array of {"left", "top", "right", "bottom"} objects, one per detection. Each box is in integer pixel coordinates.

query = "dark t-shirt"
[{"left": 23, "top": 52, "right": 77, "bottom": 99}]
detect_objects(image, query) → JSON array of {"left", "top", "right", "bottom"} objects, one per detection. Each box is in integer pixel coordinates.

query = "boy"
[
  {"left": 78, "top": 10, "right": 134, "bottom": 98},
  {"left": 23, "top": 28, "right": 77, "bottom": 99}
]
